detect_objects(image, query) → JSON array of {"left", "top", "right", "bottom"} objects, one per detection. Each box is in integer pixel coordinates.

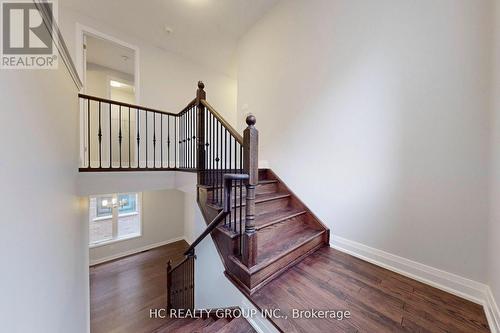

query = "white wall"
[
  {"left": 89, "top": 189, "right": 185, "bottom": 265},
  {"left": 0, "top": 67, "right": 87, "bottom": 330},
  {"left": 489, "top": 0, "right": 500, "bottom": 318},
  {"left": 237, "top": 0, "right": 491, "bottom": 282},
  {"left": 86, "top": 63, "right": 134, "bottom": 101},
  {"left": 59, "top": 5, "right": 237, "bottom": 125}
]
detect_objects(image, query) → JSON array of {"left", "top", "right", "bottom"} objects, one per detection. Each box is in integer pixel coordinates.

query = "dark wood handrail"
[
  {"left": 78, "top": 93, "right": 195, "bottom": 117},
  {"left": 201, "top": 100, "right": 244, "bottom": 145},
  {"left": 184, "top": 173, "right": 249, "bottom": 256}
]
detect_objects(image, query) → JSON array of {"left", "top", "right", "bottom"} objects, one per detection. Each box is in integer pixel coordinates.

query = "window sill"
[
  {"left": 89, "top": 233, "right": 141, "bottom": 248},
  {"left": 93, "top": 212, "right": 138, "bottom": 222}
]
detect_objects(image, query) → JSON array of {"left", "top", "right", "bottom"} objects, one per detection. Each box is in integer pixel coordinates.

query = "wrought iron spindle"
[
  {"left": 87, "top": 99, "right": 90, "bottom": 168},
  {"left": 98, "top": 102, "right": 102, "bottom": 168},
  {"left": 119, "top": 106, "right": 122, "bottom": 168},
  {"left": 137, "top": 109, "right": 140, "bottom": 168},
  {"left": 128, "top": 107, "right": 131, "bottom": 168},
  {"left": 161, "top": 114, "right": 163, "bottom": 168},
  {"left": 153, "top": 113, "right": 156, "bottom": 168},
  {"left": 109, "top": 103, "right": 112, "bottom": 168},
  {"left": 145, "top": 110, "right": 148, "bottom": 168}
]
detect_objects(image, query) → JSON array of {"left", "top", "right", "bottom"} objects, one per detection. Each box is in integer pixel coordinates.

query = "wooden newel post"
[
  {"left": 166, "top": 260, "right": 172, "bottom": 310},
  {"left": 242, "top": 114, "right": 258, "bottom": 267},
  {"left": 196, "top": 81, "right": 206, "bottom": 184}
]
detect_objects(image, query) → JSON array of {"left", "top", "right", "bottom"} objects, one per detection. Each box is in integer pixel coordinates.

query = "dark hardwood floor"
[
  {"left": 249, "top": 247, "right": 490, "bottom": 333},
  {"left": 90, "top": 240, "right": 255, "bottom": 333},
  {"left": 90, "top": 240, "right": 188, "bottom": 333},
  {"left": 90, "top": 240, "right": 490, "bottom": 333}
]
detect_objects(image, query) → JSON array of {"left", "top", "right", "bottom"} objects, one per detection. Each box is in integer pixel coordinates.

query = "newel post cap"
[{"left": 246, "top": 114, "right": 256, "bottom": 127}]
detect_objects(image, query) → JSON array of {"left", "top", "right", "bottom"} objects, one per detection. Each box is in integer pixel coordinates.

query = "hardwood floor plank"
[{"left": 249, "top": 247, "right": 491, "bottom": 333}]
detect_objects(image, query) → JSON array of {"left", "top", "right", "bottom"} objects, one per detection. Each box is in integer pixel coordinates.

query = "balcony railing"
[{"left": 78, "top": 93, "right": 197, "bottom": 172}]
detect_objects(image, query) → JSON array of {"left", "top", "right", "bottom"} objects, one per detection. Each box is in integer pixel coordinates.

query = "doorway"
[
  {"left": 82, "top": 32, "right": 137, "bottom": 103},
  {"left": 78, "top": 27, "right": 140, "bottom": 168}
]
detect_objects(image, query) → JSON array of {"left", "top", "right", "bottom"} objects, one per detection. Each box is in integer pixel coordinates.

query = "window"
[{"left": 89, "top": 193, "right": 142, "bottom": 247}]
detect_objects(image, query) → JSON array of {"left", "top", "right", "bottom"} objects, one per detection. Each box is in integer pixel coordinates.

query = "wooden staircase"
[
  {"left": 198, "top": 168, "right": 329, "bottom": 295},
  {"left": 164, "top": 81, "right": 329, "bottom": 309}
]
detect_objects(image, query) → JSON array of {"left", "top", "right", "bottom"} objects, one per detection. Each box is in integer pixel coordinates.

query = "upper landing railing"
[{"left": 78, "top": 92, "right": 194, "bottom": 172}]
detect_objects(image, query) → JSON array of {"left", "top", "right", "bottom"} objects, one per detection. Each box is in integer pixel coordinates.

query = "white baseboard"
[
  {"left": 331, "top": 235, "right": 499, "bottom": 333},
  {"left": 485, "top": 287, "right": 500, "bottom": 333},
  {"left": 89, "top": 236, "right": 187, "bottom": 266},
  {"left": 240, "top": 298, "right": 280, "bottom": 333}
]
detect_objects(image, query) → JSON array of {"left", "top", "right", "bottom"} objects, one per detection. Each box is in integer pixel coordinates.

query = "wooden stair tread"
[
  {"left": 256, "top": 220, "right": 324, "bottom": 267},
  {"left": 208, "top": 191, "right": 290, "bottom": 210},
  {"left": 255, "top": 207, "right": 307, "bottom": 229},
  {"left": 199, "top": 178, "right": 278, "bottom": 190},
  {"left": 219, "top": 208, "right": 308, "bottom": 236}
]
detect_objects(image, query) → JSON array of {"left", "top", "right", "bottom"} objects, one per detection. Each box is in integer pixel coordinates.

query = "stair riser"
[
  {"left": 250, "top": 233, "right": 326, "bottom": 291},
  {"left": 227, "top": 233, "right": 327, "bottom": 294}
]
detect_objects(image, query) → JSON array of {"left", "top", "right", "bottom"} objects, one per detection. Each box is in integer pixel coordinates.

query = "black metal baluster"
[
  {"left": 182, "top": 112, "right": 185, "bottom": 168},
  {"left": 128, "top": 107, "right": 131, "bottom": 168},
  {"left": 239, "top": 144, "right": 243, "bottom": 255},
  {"left": 192, "top": 106, "right": 196, "bottom": 170},
  {"left": 146, "top": 110, "right": 148, "bottom": 168},
  {"left": 187, "top": 108, "right": 191, "bottom": 168},
  {"left": 161, "top": 114, "right": 163, "bottom": 168},
  {"left": 153, "top": 113, "right": 156, "bottom": 168},
  {"left": 98, "top": 102, "right": 102, "bottom": 168},
  {"left": 137, "top": 109, "right": 140, "bottom": 168},
  {"left": 205, "top": 107, "right": 209, "bottom": 184},
  {"left": 208, "top": 112, "right": 212, "bottom": 187},
  {"left": 87, "top": 99, "right": 91, "bottom": 168},
  {"left": 183, "top": 113, "right": 185, "bottom": 168},
  {"left": 184, "top": 112, "right": 187, "bottom": 168},
  {"left": 179, "top": 114, "right": 182, "bottom": 168},
  {"left": 211, "top": 113, "right": 215, "bottom": 204},
  {"left": 191, "top": 106, "right": 194, "bottom": 169},
  {"left": 175, "top": 116, "right": 177, "bottom": 169},
  {"left": 167, "top": 115, "right": 170, "bottom": 169},
  {"left": 233, "top": 137, "right": 237, "bottom": 232},
  {"left": 219, "top": 121, "right": 223, "bottom": 207},
  {"left": 214, "top": 116, "right": 218, "bottom": 204},
  {"left": 109, "top": 103, "right": 112, "bottom": 168},
  {"left": 228, "top": 131, "right": 232, "bottom": 230},
  {"left": 119, "top": 106, "right": 122, "bottom": 168}
]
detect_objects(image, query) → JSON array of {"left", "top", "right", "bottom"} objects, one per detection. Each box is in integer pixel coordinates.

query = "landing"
[{"left": 249, "top": 247, "right": 490, "bottom": 332}]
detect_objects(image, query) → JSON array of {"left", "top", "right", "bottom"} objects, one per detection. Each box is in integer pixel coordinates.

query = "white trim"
[
  {"left": 240, "top": 298, "right": 280, "bottom": 333},
  {"left": 331, "top": 235, "right": 500, "bottom": 333},
  {"left": 89, "top": 236, "right": 187, "bottom": 266},
  {"left": 89, "top": 233, "right": 141, "bottom": 249},
  {"left": 34, "top": 0, "right": 83, "bottom": 89},
  {"left": 75, "top": 23, "right": 140, "bottom": 103},
  {"left": 485, "top": 287, "right": 500, "bottom": 333}
]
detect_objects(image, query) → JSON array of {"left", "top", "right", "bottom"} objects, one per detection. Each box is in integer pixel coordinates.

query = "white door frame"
[{"left": 75, "top": 23, "right": 140, "bottom": 103}]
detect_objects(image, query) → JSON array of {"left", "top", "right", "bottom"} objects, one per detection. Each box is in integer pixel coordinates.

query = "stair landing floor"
[{"left": 248, "top": 247, "right": 490, "bottom": 333}]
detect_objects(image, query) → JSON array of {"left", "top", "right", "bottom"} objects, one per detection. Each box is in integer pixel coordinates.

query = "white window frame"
[{"left": 89, "top": 192, "right": 143, "bottom": 248}]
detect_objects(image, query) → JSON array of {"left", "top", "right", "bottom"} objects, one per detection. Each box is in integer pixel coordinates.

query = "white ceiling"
[
  {"left": 86, "top": 35, "right": 135, "bottom": 75},
  {"left": 62, "top": 0, "right": 280, "bottom": 77}
]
